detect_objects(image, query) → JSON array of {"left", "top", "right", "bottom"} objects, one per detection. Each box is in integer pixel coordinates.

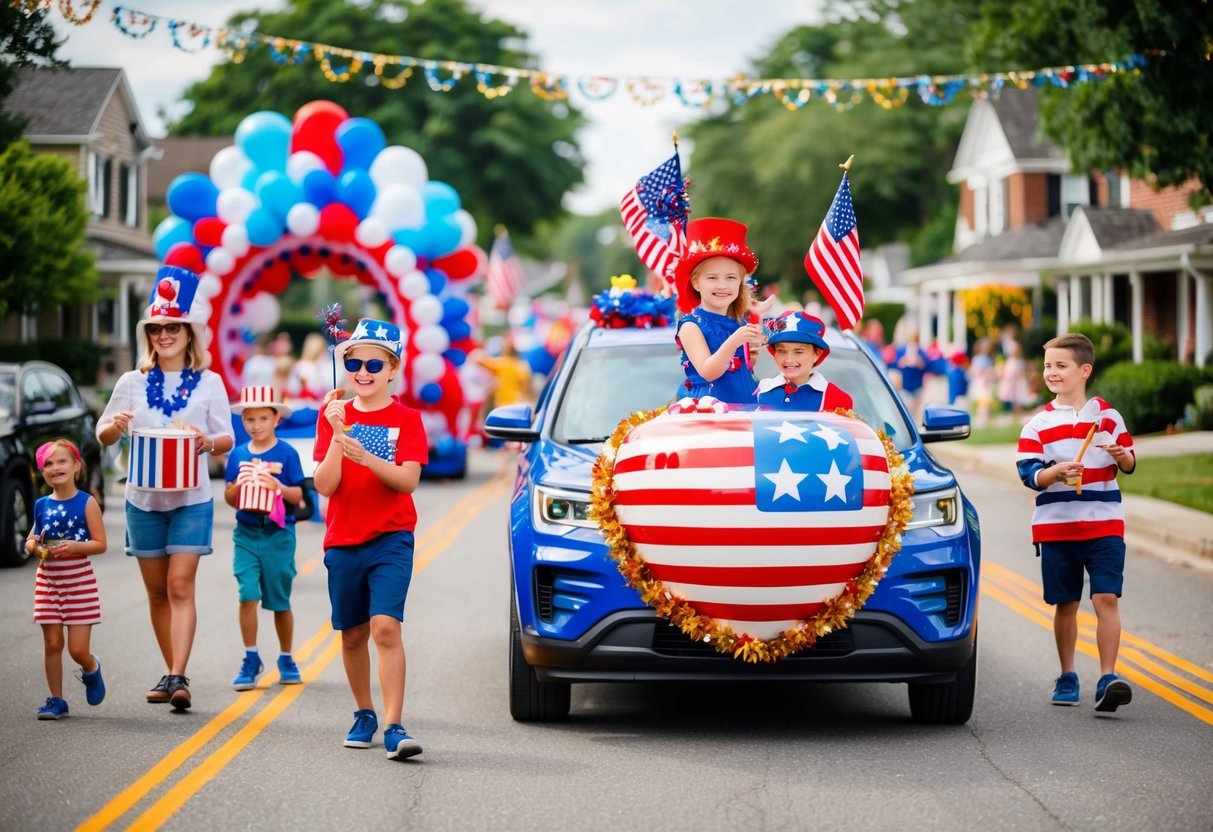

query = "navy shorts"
[
  {"left": 1038, "top": 536, "right": 1126, "bottom": 604},
  {"left": 324, "top": 530, "right": 415, "bottom": 630}
]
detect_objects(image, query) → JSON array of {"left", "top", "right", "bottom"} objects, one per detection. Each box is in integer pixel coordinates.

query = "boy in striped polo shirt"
[{"left": 1016, "top": 333, "right": 1137, "bottom": 713}]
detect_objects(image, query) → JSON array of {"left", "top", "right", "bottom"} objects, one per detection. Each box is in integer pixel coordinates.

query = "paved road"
[{"left": 0, "top": 448, "right": 1209, "bottom": 831}]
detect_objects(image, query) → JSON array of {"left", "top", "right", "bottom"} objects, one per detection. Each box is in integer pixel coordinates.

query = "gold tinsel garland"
[{"left": 591, "top": 408, "right": 915, "bottom": 663}]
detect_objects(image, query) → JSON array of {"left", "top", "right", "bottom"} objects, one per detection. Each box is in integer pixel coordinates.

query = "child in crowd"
[
  {"left": 968, "top": 337, "right": 996, "bottom": 428},
  {"left": 1015, "top": 333, "right": 1136, "bottom": 713},
  {"left": 26, "top": 440, "right": 108, "bottom": 719},
  {"left": 314, "top": 319, "right": 428, "bottom": 761},
  {"left": 673, "top": 217, "right": 774, "bottom": 403},
  {"left": 892, "top": 329, "right": 928, "bottom": 416},
  {"left": 754, "top": 311, "right": 853, "bottom": 412},
  {"left": 224, "top": 387, "right": 309, "bottom": 691}
]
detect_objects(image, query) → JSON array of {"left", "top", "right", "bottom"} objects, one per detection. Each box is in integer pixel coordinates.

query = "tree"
[
  {"left": 0, "top": 3, "right": 65, "bottom": 150},
  {"left": 0, "top": 142, "right": 96, "bottom": 319},
  {"left": 972, "top": 0, "right": 1213, "bottom": 207},
  {"left": 171, "top": 0, "right": 585, "bottom": 241}
]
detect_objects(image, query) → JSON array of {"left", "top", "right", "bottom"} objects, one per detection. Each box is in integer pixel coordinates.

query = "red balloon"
[
  {"left": 292, "top": 249, "right": 324, "bottom": 276},
  {"left": 164, "top": 242, "right": 205, "bottom": 274},
  {"left": 291, "top": 100, "right": 348, "bottom": 175},
  {"left": 319, "top": 204, "right": 359, "bottom": 243},
  {"left": 432, "top": 247, "right": 483, "bottom": 281},
  {"left": 193, "top": 217, "right": 226, "bottom": 248},
  {"left": 435, "top": 362, "right": 464, "bottom": 431},
  {"left": 259, "top": 260, "right": 291, "bottom": 295}
]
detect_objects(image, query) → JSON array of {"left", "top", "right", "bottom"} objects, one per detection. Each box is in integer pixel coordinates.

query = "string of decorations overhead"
[{"left": 19, "top": 0, "right": 1154, "bottom": 111}]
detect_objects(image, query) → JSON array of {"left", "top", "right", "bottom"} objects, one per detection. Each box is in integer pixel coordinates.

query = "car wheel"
[
  {"left": 86, "top": 459, "right": 106, "bottom": 514},
  {"left": 907, "top": 639, "right": 977, "bottom": 725},
  {"left": 509, "top": 589, "right": 571, "bottom": 722},
  {"left": 0, "top": 474, "right": 33, "bottom": 568}
]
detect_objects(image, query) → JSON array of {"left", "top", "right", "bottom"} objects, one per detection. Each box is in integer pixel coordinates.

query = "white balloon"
[
  {"left": 384, "top": 245, "right": 417, "bottom": 278},
  {"left": 216, "top": 188, "right": 257, "bottom": 225},
  {"left": 413, "top": 324, "right": 450, "bottom": 354},
  {"left": 454, "top": 209, "right": 477, "bottom": 249},
  {"left": 370, "top": 183, "right": 425, "bottom": 230},
  {"left": 286, "top": 203, "right": 320, "bottom": 237},
  {"left": 197, "top": 273, "right": 223, "bottom": 299},
  {"left": 206, "top": 248, "right": 235, "bottom": 276},
  {"left": 419, "top": 411, "right": 448, "bottom": 438},
  {"left": 191, "top": 298, "right": 212, "bottom": 323},
  {"left": 242, "top": 292, "right": 281, "bottom": 333},
  {"left": 398, "top": 270, "right": 430, "bottom": 300},
  {"left": 369, "top": 145, "right": 428, "bottom": 191},
  {"left": 410, "top": 295, "right": 443, "bottom": 326},
  {"left": 209, "top": 146, "right": 253, "bottom": 191},
  {"left": 286, "top": 150, "right": 326, "bottom": 185},
  {"left": 411, "top": 352, "right": 444, "bottom": 383},
  {"left": 355, "top": 217, "right": 390, "bottom": 249},
  {"left": 220, "top": 223, "right": 250, "bottom": 257}
]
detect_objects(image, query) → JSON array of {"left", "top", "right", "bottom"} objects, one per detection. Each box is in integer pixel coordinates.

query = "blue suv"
[{"left": 487, "top": 323, "right": 979, "bottom": 724}]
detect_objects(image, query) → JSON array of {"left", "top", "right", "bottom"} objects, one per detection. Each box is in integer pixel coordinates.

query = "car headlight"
[
  {"left": 905, "top": 487, "right": 961, "bottom": 531},
  {"left": 533, "top": 486, "right": 597, "bottom": 530}
]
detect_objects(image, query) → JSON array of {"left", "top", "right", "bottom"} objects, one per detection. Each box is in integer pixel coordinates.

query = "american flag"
[
  {"left": 804, "top": 171, "right": 864, "bottom": 331},
  {"left": 348, "top": 425, "right": 399, "bottom": 462},
  {"left": 486, "top": 229, "right": 525, "bottom": 310},
  {"left": 619, "top": 151, "right": 689, "bottom": 288},
  {"left": 611, "top": 410, "right": 891, "bottom": 640}
]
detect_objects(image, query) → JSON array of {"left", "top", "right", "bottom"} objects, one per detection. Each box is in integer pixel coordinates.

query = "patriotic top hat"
[
  {"left": 335, "top": 318, "right": 404, "bottom": 363},
  {"left": 231, "top": 385, "right": 292, "bottom": 418},
  {"left": 673, "top": 217, "right": 760, "bottom": 315},
  {"left": 136, "top": 266, "right": 211, "bottom": 365},
  {"left": 763, "top": 311, "right": 830, "bottom": 366}
]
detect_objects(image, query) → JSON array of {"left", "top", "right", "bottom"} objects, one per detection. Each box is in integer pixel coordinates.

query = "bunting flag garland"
[{"left": 15, "top": 1, "right": 1157, "bottom": 111}]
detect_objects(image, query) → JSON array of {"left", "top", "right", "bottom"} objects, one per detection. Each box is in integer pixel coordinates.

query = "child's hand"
[
  {"left": 1051, "top": 460, "right": 1083, "bottom": 487},
  {"left": 340, "top": 435, "right": 370, "bottom": 467},
  {"left": 751, "top": 295, "right": 777, "bottom": 316},
  {"left": 731, "top": 323, "right": 764, "bottom": 348},
  {"left": 25, "top": 537, "right": 38, "bottom": 555},
  {"left": 1098, "top": 443, "right": 1131, "bottom": 468},
  {"left": 257, "top": 472, "right": 280, "bottom": 491},
  {"left": 46, "top": 541, "right": 73, "bottom": 559},
  {"left": 323, "top": 388, "right": 347, "bottom": 432}
]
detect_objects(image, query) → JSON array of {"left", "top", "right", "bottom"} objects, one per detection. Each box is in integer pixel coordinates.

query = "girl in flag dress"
[
  {"left": 96, "top": 266, "right": 233, "bottom": 711},
  {"left": 673, "top": 217, "right": 774, "bottom": 404},
  {"left": 26, "top": 440, "right": 107, "bottom": 719}
]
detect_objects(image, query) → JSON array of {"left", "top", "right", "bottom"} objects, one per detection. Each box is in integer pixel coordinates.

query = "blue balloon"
[
  {"left": 424, "top": 216, "right": 462, "bottom": 259},
  {"left": 422, "top": 181, "right": 460, "bottom": 216},
  {"left": 419, "top": 382, "right": 442, "bottom": 404},
  {"left": 441, "top": 296, "right": 470, "bottom": 322},
  {"left": 153, "top": 215, "right": 194, "bottom": 259},
  {"left": 391, "top": 227, "right": 425, "bottom": 252},
  {"left": 235, "top": 110, "right": 293, "bottom": 172},
  {"left": 445, "top": 320, "right": 471, "bottom": 342},
  {"left": 246, "top": 208, "right": 286, "bottom": 247},
  {"left": 255, "top": 171, "right": 305, "bottom": 221},
  {"left": 442, "top": 348, "right": 467, "bottom": 367},
  {"left": 336, "top": 170, "right": 376, "bottom": 219},
  {"left": 425, "top": 268, "right": 447, "bottom": 296},
  {"left": 303, "top": 168, "right": 338, "bottom": 207},
  {"left": 166, "top": 173, "right": 219, "bottom": 223},
  {"left": 335, "top": 117, "right": 386, "bottom": 172},
  {"left": 435, "top": 435, "right": 457, "bottom": 456}
]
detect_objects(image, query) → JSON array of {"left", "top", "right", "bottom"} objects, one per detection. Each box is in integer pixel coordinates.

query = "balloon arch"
[{"left": 152, "top": 100, "right": 483, "bottom": 474}]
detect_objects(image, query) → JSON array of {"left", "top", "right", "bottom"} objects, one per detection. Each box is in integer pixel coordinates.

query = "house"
[
  {"left": 2, "top": 66, "right": 162, "bottom": 387},
  {"left": 903, "top": 87, "right": 1212, "bottom": 367}
]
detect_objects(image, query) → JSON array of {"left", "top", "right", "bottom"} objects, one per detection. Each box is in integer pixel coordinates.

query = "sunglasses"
[
  {"left": 146, "top": 323, "right": 184, "bottom": 337},
  {"left": 344, "top": 357, "right": 388, "bottom": 374}
]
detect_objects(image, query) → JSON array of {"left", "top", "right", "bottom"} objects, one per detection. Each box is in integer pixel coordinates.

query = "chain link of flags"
[{"left": 18, "top": 0, "right": 1155, "bottom": 111}]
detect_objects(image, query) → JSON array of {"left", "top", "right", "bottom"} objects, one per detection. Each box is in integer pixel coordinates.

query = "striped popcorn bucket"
[
  {"left": 128, "top": 428, "right": 200, "bottom": 491},
  {"left": 237, "top": 459, "right": 282, "bottom": 514}
]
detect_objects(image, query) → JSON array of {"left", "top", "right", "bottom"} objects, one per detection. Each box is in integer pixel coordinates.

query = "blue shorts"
[
  {"left": 125, "top": 501, "right": 213, "bottom": 557},
  {"left": 324, "top": 530, "right": 415, "bottom": 630},
  {"left": 233, "top": 523, "right": 297, "bottom": 611},
  {"left": 1039, "top": 536, "right": 1125, "bottom": 604}
]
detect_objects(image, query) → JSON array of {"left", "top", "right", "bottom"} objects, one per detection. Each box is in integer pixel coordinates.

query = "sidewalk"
[{"left": 931, "top": 431, "right": 1213, "bottom": 569}]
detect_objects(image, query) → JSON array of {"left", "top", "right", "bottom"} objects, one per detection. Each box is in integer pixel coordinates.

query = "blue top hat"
[
  {"left": 335, "top": 318, "right": 404, "bottom": 363},
  {"left": 764, "top": 311, "right": 830, "bottom": 365}
]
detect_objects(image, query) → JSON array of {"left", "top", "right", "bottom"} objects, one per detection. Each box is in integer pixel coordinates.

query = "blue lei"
[{"left": 147, "top": 365, "right": 202, "bottom": 416}]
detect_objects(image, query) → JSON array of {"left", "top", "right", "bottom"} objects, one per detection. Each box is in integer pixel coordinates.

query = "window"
[
  {"left": 1061, "top": 174, "right": 1090, "bottom": 217},
  {"left": 119, "top": 162, "right": 139, "bottom": 226},
  {"left": 988, "top": 177, "right": 1006, "bottom": 235},
  {"left": 89, "top": 153, "right": 113, "bottom": 218},
  {"left": 1047, "top": 175, "right": 1061, "bottom": 217},
  {"left": 37, "top": 368, "right": 76, "bottom": 410}
]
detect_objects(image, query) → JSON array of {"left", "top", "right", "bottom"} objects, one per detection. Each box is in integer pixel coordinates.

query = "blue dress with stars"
[{"left": 675, "top": 308, "right": 755, "bottom": 404}]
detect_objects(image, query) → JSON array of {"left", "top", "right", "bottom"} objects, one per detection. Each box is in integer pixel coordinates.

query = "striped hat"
[{"left": 231, "top": 385, "right": 292, "bottom": 418}]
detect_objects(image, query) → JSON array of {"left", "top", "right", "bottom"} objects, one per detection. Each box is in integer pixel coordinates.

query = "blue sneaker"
[
  {"left": 78, "top": 655, "right": 106, "bottom": 706},
  {"left": 277, "top": 654, "right": 302, "bottom": 685},
  {"left": 344, "top": 709, "right": 378, "bottom": 748},
  {"left": 232, "top": 653, "right": 264, "bottom": 691},
  {"left": 1095, "top": 673, "right": 1132, "bottom": 713},
  {"left": 37, "top": 697, "right": 69, "bottom": 720},
  {"left": 384, "top": 723, "right": 423, "bottom": 760},
  {"left": 1051, "top": 671, "right": 1080, "bottom": 706}
]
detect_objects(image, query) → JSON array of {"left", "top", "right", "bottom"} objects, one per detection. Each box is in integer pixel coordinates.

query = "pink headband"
[{"left": 35, "top": 440, "right": 82, "bottom": 471}]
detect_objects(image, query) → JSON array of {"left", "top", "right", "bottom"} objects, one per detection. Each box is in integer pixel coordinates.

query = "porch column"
[
  {"left": 1195, "top": 272, "right": 1212, "bottom": 369},
  {"left": 1129, "top": 271, "right": 1144, "bottom": 364},
  {"left": 1090, "top": 274, "right": 1103, "bottom": 323},
  {"left": 1069, "top": 275, "right": 1084, "bottom": 325},
  {"left": 1057, "top": 277, "right": 1070, "bottom": 333},
  {"left": 953, "top": 290, "right": 968, "bottom": 352},
  {"left": 935, "top": 289, "right": 951, "bottom": 347},
  {"left": 918, "top": 288, "right": 933, "bottom": 342},
  {"left": 1177, "top": 270, "right": 1191, "bottom": 364}
]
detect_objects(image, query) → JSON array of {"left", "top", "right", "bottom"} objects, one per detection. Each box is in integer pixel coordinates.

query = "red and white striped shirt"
[{"left": 1016, "top": 397, "right": 1134, "bottom": 543}]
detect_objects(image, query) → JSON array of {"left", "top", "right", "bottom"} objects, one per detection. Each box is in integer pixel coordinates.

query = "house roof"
[
  {"left": 5, "top": 66, "right": 154, "bottom": 150},
  {"left": 1079, "top": 207, "right": 1161, "bottom": 248},
  {"left": 147, "top": 137, "right": 232, "bottom": 202},
  {"left": 937, "top": 215, "right": 1068, "bottom": 264},
  {"left": 1109, "top": 221, "right": 1213, "bottom": 251},
  {"left": 988, "top": 87, "right": 1066, "bottom": 163}
]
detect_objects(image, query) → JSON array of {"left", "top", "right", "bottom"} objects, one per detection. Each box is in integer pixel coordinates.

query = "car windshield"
[{"left": 549, "top": 338, "right": 914, "bottom": 450}]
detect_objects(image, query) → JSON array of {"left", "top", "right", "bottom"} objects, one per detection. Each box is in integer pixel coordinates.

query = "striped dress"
[
  {"left": 1015, "top": 397, "right": 1135, "bottom": 543},
  {"left": 32, "top": 492, "right": 102, "bottom": 625}
]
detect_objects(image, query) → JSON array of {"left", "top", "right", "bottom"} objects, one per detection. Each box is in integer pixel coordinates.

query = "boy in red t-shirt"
[{"left": 314, "top": 319, "right": 428, "bottom": 760}]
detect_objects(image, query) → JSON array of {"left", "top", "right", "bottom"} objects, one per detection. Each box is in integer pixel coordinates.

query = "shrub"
[
  {"left": 1192, "top": 385, "right": 1213, "bottom": 431},
  {"left": 1093, "top": 360, "right": 1205, "bottom": 434},
  {"left": 863, "top": 302, "right": 905, "bottom": 344}
]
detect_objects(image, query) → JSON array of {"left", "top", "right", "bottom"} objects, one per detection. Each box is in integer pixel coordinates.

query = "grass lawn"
[
  {"left": 1119, "top": 453, "right": 1213, "bottom": 515},
  {"left": 964, "top": 424, "right": 1025, "bottom": 445}
]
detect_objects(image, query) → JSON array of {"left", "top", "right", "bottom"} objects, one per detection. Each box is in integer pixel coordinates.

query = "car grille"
[{"left": 651, "top": 621, "right": 854, "bottom": 657}]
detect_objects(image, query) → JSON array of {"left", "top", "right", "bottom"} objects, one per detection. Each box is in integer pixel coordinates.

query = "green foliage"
[
  {"left": 530, "top": 209, "right": 644, "bottom": 298},
  {"left": 862, "top": 302, "right": 905, "bottom": 343},
  {"left": 1067, "top": 319, "right": 1173, "bottom": 379},
  {"left": 0, "top": 339, "right": 101, "bottom": 386},
  {"left": 1191, "top": 386, "right": 1213, "bottom": 431},
  {"left": 1092, "top": 360, "right": 1205, "bottom": 435},
  {"left": 170, "top": 0, "right": 584, "bottom": 241},
  {"left": 0, "top": 4, "right": 64, "bottom": 150},
  {"left": 0, "top": 141, "right": 96, "bottom": 319},
  {"left": 1119, "top": 453, "right": 1213, "bottom": 516}
]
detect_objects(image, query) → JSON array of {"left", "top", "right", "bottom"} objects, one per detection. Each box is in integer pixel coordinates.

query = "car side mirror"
[
  {"left": 485, "top": 403, "right": 539, "bottom": 443},
  {"left": 920, "top": 405, "right": 971, "bottom": 443}
]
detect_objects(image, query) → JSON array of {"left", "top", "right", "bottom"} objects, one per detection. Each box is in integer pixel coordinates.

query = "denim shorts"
[
  {"left": 324, "top": 530, "right": 414, "bottom": 630},
  {"left": 1039, "top": 535, "right": 1126, "bottom": 604},
  {"left": 125, "top": 500, "right": 214, "bottom": 557},
  {"left": 233, "top": 523, "right": 297, "bottom": 611}
]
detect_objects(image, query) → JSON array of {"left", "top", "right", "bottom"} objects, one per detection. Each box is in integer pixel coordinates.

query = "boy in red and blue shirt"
[
  {"left": 1016, "top": 333, "right": 1136, "bottom": 713},
  {"left": 754, "top": 311, "right": 853, "bottom": 412}
]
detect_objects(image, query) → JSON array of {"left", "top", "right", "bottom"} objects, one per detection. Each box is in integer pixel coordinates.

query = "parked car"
[
  {"left": 486, "top": 323, "right": 979, "bottom": 724},
  {"left": 0, "top": 361, "right": 106, "bottom": 567}
]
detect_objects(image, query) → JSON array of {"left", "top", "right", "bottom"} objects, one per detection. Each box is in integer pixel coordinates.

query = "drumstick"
[{"left": 1073, "top": 423, "right": 1096, "bottom": 494}]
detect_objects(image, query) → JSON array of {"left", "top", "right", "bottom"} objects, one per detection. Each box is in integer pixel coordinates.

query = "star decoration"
[
  {"left": 766, "top": 420, "right": 810, "bottom": 444},
  {"left": 812, "top": 424, "right": 849, "bottom": 451},
  {"left": 764, "top": 458, "right": 808, "bottom": 501},
  {"left": 817, "top": 460, "right": 852, "bottom": 503},
  {"left": 374, "top": 324, "right": 389, "bottom": 338}
]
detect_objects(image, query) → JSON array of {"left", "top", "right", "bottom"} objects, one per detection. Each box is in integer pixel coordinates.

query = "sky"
[{"left": 50, "top": 0, "right": 827, "bottom": 214}]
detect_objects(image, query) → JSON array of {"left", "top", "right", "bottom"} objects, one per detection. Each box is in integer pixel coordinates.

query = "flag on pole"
[
  {"left": 804, "top": 168, "right": 864, "bottom": 331},
  {"left": 619, "top": 150, "right": 690, "bottom": 289},
  {"left": 486, "top": 227, "right": 525, "bottom": 310}
]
